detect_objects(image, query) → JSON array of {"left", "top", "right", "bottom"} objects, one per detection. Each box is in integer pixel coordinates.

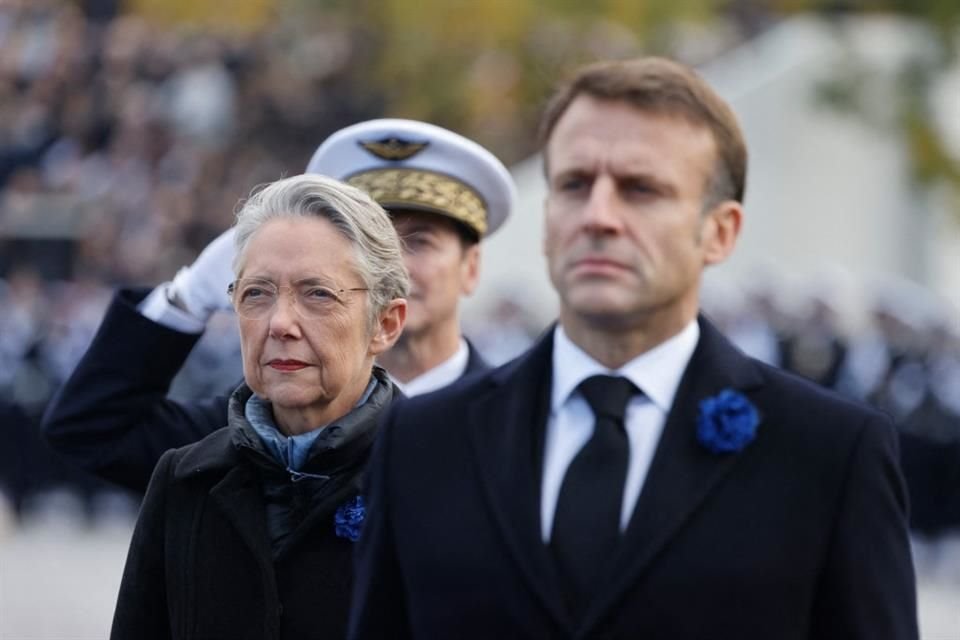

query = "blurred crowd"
[
  {"left": 1, "top": 2, "right": 959, "bottom": 532},
  {"left": 703, "top": 272, "right": 960, "bottom": 444},
  {"left": 0, "top": 0, "right": 381, "bottom": 282},
  {"left": 0, "top": 0, "right": 381, "bottom": 512}
]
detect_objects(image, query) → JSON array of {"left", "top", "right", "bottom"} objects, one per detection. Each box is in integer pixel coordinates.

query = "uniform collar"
[{"left": 392, "top": 338, "right": 470, "bottom": 397}]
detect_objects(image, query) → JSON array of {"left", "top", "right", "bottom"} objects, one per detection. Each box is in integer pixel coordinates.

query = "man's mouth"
[{"left": 571, "top": 256, "right": 628, "bottom": 274}]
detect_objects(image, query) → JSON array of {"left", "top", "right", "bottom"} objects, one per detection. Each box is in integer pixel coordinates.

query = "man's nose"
[{"left": 581, "top": 177, "right": 623, "bottom": 233}]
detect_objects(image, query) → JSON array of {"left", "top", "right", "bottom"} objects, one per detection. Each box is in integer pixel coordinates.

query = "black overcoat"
[
  {"left": 111, "top": 378, "right": 396, "bottom": 640},
  {"left": 349, "top": 318, "right": 919, "bottom": 640}
]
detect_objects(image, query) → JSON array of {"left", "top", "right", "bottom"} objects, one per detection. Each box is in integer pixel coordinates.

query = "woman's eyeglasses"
[{"left": 227, "top": 278, "right": 368, "bottom": 320}]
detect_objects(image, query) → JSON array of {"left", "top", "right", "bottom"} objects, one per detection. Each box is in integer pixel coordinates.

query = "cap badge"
[{"left": 359, "top": 137, "right": 429, "bottom": 161}]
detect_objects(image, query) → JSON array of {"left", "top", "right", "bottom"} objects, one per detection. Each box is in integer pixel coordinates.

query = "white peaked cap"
[{"left": 305, "top": 118, "right": 516, "bottom": 239}]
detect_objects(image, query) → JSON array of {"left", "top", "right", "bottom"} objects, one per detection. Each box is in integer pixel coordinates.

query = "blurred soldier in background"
[
  {"left": 707, "top": 274, "right": 960, "bottom": 535},
  {"left": 836, "top": 282, "right": 960, "bottom": 535},
  {"left": 42, "top": 119, "right": 516, "bottom": 493}
]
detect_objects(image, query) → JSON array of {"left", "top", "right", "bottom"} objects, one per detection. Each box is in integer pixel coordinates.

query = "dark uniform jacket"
[
  {"left": 111, "top": 373, "right": 398, "bottom": 640},
  {"left": 42, "top": 288, "right": 489, "bottom": 493},
  {"left": 348, "top": 318, "right": 918, "bottom": 640}
]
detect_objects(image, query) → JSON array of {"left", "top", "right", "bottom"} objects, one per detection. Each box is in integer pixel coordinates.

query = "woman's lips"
[{"left": 267, "top": 360, "right": 309, "bottom": 371}]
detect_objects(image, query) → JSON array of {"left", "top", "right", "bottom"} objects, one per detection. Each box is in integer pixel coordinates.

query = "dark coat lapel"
[
  {"left": 581, "top": 316, "right": 765, "bottom": 632},
  {"left": 463, "top": 338, "right": 491, "bottom": 375},
  {"left": 175, "top": 429, "right": 275, "bottom": 582},
  {"left": 208, "top": 466, "right": 274, "bottom": 572},
  {"left": 465, "top": 329, "right": 572, "bottom": 630}
]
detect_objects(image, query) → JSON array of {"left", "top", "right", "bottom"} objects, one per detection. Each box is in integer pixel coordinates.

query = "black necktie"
[{"left": 551, "top": 374, "right": 637, "bottom": 613}]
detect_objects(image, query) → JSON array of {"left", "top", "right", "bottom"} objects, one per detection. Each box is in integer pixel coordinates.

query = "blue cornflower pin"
[
  {"left": 696, "top": 389, "right": 760, "bottom": 454},
  {"left": 334, "top": 495, "right": 366, "bottom": 542}
]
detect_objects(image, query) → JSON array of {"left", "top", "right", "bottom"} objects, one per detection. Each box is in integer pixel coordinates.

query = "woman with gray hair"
[{"left": 110, "top": 174, "right": 408, "bottom": 640}]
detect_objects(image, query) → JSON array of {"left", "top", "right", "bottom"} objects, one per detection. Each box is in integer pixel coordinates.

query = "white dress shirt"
[
  {"left": 541, "top": 321, "right": 700, "bottom": 542},
  {"left": 391, "top": 338, "right": 470, "bottom": 398}
]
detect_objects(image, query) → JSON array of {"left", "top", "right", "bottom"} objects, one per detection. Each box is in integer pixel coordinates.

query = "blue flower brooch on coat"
[
  {"left": 335, "top": 495, "right": 365, "bottom": 542},
  {"left": 696, "top": 389, "right": 760, "bottom": 454}
]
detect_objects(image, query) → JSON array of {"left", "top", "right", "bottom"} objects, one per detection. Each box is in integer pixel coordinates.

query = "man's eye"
[
  {"left": 403, "top": 235, "right": 430, "bottom": 251},
  {"left": 625, "top": 181, "right": 654, "bottom": 194},
  {"left": 622, "top": 178, "right": 664, "bottom": 198},
  {"left": 558, "top": 177, "right": 587, "bottom": 191}
]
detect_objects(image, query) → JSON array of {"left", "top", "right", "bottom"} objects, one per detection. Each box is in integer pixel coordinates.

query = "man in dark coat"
[
  {"left": 42, "top": 119, "right": 516, "bottom": 493},
  {"left": 348, "top": 57, "right": 918, "bottom": 640}
]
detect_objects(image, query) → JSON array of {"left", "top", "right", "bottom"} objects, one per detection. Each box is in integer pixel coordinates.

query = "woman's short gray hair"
[{"left": 232, "top": 174, "right": 409, "bottom": 326}]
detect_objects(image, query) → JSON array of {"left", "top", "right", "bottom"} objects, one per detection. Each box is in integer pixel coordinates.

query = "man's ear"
[
  {"left": 369, "top": 299, "right": 407, "bottom": 356},
  {"left": 701, "top": 201, "right": 743, "bottom": 266},
  {"left": 459, "top": 244, "right": 481, "bottom": 296}
]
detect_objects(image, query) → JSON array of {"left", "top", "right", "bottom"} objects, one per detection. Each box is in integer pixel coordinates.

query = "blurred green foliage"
[
  {"left": 280, "top": 0, "right": 720, "bottom": 161},
  {"left": 273, "top": 1, "right": 960, "bottom": 216}
]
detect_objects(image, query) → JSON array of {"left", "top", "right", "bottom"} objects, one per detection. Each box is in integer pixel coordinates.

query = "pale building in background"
[{"left": 466, "top": 16, "right": 960, "bottom": 332}]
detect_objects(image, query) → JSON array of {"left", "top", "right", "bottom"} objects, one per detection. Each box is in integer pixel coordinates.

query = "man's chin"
[
  {"left": 566, "top": 288, "right": 635, "bottom": 313},
  {"left": 563, "top": 293, "right": 646, "bottom": 329}
]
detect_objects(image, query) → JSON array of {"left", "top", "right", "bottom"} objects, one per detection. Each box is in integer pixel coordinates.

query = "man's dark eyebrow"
[
  {"left": 622, "top": 172, "right": 671, "bottom": 186},
  {"left": 611, "top": 169, "right": 676, "bottom": 193},
  {"left": 551, "top": 167, "right": 593, "bottom": 182}
]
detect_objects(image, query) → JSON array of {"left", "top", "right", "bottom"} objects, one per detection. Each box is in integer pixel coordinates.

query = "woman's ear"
[{"left": 369, "top": 299, "right": 407, "bottom": 356}]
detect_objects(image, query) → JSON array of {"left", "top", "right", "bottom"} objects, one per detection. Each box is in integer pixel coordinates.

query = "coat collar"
[
  {"left": 174, "top": 426, "right": 241, "bottom": 480},
  {"left": 464, "top": 337, "right": 491, "bottom": 375},
  {"left": 172, "top": 369, "right": 397, "bottom": 567},
  {"left": 173, "top": 367, "right": 398, "bottom": 481}
]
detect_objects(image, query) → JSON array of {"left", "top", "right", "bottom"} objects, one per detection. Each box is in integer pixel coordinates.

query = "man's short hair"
[{"left": 539, "top": 57, "right": 747, "bottom": 207}]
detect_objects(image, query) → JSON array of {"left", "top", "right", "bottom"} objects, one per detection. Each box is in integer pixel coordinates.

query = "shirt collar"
[
  {"left": 551, "top": 320, "right": 700, "bottom": 412},
  {"left": 392, "top": 338, "right": 470, "bottom": 397}
]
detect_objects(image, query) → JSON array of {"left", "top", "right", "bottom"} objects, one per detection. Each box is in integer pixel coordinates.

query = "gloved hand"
[{"left": 168, "top": 227, "right": 237, "bottom": 323}]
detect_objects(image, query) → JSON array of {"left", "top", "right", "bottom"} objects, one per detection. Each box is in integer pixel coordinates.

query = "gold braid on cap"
[{"left": 347, "top": 169, "right": 488, "bottom": 237}]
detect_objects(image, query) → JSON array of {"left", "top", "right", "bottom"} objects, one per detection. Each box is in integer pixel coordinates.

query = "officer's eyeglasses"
[{"left": 227, "top": 278, "right": 368, "bottom": 320}]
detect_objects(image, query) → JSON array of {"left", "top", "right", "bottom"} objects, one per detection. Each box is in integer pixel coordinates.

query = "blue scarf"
[{"left": 244, "top": 377, "right": 377, "bottom": 472}]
